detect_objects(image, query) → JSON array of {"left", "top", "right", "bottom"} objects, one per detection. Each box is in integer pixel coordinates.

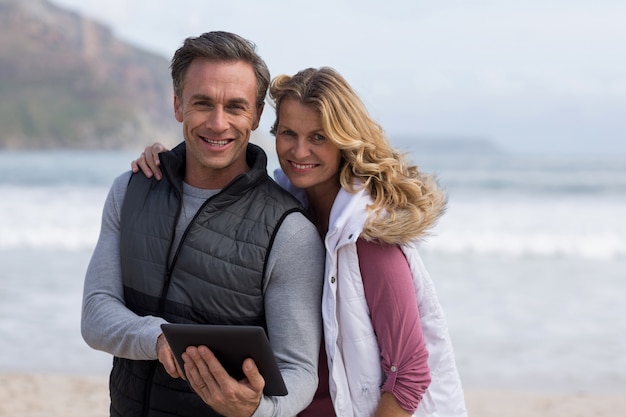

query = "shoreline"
[{"left": 1, "top": 372, "right": 625, "bottom": 417}]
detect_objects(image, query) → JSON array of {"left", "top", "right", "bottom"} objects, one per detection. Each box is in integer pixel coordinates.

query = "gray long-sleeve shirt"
[{"left": 81, "top": 171, "right": 325, "bottom": 416}]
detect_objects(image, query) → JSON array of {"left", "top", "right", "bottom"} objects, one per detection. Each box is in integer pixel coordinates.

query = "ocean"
[{"left": 1, "top": 148, "right": 625, "bottom": 394}]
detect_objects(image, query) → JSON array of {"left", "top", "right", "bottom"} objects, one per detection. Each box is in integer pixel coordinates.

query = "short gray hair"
[{"left": 170, "top": 31, "right": 270, "bottom": 109}]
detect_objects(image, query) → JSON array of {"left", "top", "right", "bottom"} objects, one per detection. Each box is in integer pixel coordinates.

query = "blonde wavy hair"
[{"left": 269, "top": 67, "right": 447, "bottom": 244}]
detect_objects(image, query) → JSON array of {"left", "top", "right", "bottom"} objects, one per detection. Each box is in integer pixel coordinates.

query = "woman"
[{"left": 132, "top": 67, "right": 467, "bottom": 416}]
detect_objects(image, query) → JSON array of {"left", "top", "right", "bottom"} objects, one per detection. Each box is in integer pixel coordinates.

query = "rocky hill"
[{"left": 0, "top": 0, "right": 178, "bottom": 149}]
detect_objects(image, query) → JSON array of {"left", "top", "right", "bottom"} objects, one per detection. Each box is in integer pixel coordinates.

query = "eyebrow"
[
  {"left": 279, "top": 123, "right": 325, "bottom": 134},
  {"left": 190, "top": 94, "right": 252, "bottom": 108},
  {"left": 229, "top": 97, "right": 253, "bottom": 107}
]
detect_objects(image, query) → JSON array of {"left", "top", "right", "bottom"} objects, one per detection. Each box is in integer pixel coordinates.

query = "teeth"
[
  {"left": 292, "top": 162, "right": 316, "bottom": 169},
  {"left": 202, "top": 137, "right": 229, "bottom": 146}
]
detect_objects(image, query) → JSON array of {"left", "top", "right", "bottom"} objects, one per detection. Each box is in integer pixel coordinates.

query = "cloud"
[{"left": 49, "top": 0, "right": 626, "bottom": 154}]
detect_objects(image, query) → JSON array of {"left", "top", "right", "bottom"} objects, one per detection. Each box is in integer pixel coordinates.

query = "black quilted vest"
[{"left": 109, "top": 142, "right": 304, "bottom": 417}]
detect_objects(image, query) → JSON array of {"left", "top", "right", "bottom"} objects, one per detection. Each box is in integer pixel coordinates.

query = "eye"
[
  {"left": 227, "top": 103, "right": 246, "bottom": 112},
  {"left": 281, "top": 129, "right": 296, "bottom": 136},
  {"left": 193, "top": 100, "right": 213, "bottom": 109},
  {"left": 311, "top": 133, "right": 326, "bottom": 143}
]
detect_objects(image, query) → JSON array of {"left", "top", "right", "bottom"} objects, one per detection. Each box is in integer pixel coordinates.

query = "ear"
[
  {"left": 174, "top": 95, "right": 183, "bottom": 122},
  {"left": 251, "top": 102, "right": 264, "bottom": 130}
]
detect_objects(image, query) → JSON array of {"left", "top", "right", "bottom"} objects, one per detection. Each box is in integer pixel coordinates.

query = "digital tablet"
[{"left": 160, "top": 323, "right": 288, "bottom": 396}]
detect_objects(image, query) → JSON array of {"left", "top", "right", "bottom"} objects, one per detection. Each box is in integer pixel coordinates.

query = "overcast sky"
[{"left": 51, "top": 0, "right": 626, "bottom": 155}]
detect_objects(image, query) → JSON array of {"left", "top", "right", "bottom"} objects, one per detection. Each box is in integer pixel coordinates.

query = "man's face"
[{"left": 174, "top": 58, "right": 263, "bottom": 189}]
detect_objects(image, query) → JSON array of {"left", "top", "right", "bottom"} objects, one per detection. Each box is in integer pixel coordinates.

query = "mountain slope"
[{"left": 0, "top": 0, "right": 178, "bottom": 149}]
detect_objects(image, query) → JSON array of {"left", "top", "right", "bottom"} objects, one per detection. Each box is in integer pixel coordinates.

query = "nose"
[
  {"left": 205, "top": 107, "right": 229, "bottom": 132},
  {"left": 292, "top": 138, "right": 311, "bottom": 159}
]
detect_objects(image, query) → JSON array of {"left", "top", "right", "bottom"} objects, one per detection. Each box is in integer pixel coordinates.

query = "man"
[{"left": 81, "top": 31, "right": 324, "bottom": 417}]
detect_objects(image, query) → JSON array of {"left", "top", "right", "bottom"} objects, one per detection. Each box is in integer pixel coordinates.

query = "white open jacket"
[{"left": 275, "top": 170, "right": 468, "bottom": 417}]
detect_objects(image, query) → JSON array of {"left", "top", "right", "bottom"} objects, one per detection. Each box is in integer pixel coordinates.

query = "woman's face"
[{"left": 274, "top": 98, "right": 342, "bottom": 194}]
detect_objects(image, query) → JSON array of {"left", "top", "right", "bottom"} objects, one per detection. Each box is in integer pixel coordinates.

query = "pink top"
[
  {"left": 299, "top": 238, "right": 431, "bottom": 415},
  {"left": 358, "top": 238, "right": 431, "bottom": 412}
]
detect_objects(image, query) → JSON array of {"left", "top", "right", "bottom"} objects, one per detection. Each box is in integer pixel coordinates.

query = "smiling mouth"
[
  {"left": 201, "top": 136, "right": 231, "bottom": 146},
  {"left": 290, "top": 161, "right": 318, "bottom": 170}
]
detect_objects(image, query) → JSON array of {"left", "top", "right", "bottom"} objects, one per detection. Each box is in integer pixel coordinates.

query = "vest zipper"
[{"left": 155, "top": 179, "right": 234, "bottom": 314}]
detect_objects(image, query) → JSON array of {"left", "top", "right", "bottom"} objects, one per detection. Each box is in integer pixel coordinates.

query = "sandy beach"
[{"left": 1, "top": 373, "right": 624, "bottom": 417}]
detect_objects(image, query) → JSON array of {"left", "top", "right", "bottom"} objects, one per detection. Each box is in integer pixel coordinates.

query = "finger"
[
  {"left": 197, "top": 346, "right": 232, "bottom": 387},
  {"left": 131, "top": 151, "right": 148, "bottom": 174},
  {"left": 137, "top": 154, "right": 154, "bottom": 178},
  {"left": 156, "top": 335, "right": 181, "bottom": 379},
  {"left": 183, "top": 347, "right": 219, "bottom": 393},
  {"left": 182, "top": 352, "right": 199, "bottom": 387},
  {"left": 162, "top": 352, "right": 181, "bottom": 378},
  {"left": 183, "top": 346, "right": 215, "bottom": 385},
  {"left": 153, "top": 142, "right": 168, "bottom": 155},
  {"left": 149, "top": 145, "right": 162, "bottom": 166},
  {"left": 241, "top": 358, "right": 265, "bottom": 394},
  {"left": 145, "top": 145, "right": 163, "bottom": 180},
  {"left": 174, "top": 354, "right": 186, "bottom": 381},
  {"left": 193, "top": 347, "right": 264, "bottom": 395},
  {"left": 144, "top": 146, "right": 156, "bottom": 165}
]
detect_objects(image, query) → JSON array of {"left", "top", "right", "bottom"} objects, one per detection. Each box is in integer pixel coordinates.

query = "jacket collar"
[
  {"left": 274, "top": 169, "right": 371, "bottom": 247},
  {"left": 161, "top": 141, "right": 269, "bottom": 198},
  {"left": 326, "top": 186, "right": 369, "bottom": 248}
]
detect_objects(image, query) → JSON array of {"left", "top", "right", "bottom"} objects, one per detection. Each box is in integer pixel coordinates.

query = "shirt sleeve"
[
  {"left": 357, "top": 238, "right": 431, "bottom": 413},
  {"left": 81, "top": 171, "right": 166, "bottom": 360},
  {"left": 252, "top": 212, "right": 325, "bottom": 417}
]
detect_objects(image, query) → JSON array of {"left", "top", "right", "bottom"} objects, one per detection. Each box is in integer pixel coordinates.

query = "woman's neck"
[{"left": 305, "top": 182, "right": 341, "bottom": 239}]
